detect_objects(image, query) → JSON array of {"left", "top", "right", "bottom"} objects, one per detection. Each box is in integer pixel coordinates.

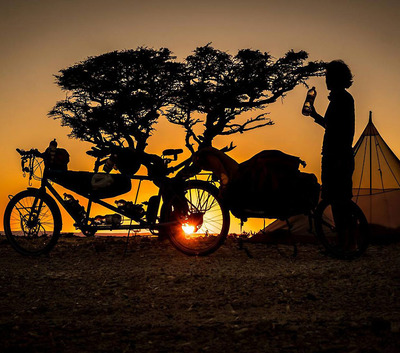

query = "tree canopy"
[
  {"left": 49, "top": 45, "right": 325, "bottom": 153},
  {"left": 166, "top": 45, "right": 325, "bottom": 152},
  {"left": 49, "top": 47, "right": 182, "bottom": 151}
]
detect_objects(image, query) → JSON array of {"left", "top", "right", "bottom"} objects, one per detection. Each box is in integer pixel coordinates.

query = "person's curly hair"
[{"left": 326, "top": 60, "right": 353, "bottom": 89}]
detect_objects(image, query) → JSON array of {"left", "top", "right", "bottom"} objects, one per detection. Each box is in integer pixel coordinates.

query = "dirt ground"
[{"left": 0, "top": 234, "right": 399, "bottom": 353}]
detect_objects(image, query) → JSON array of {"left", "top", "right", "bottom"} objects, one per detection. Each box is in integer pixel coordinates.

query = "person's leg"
[
  {"left": 322, "top": 154, "right": 355, "bottom": 248},
  {"left": 332, "top": 199, "right": 352, "bottom": 230}
]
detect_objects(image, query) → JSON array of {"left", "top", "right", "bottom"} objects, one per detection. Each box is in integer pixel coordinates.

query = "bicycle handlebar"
[
  {"left": 16, "top": 148, "right": 44, "bottom": 180},
  {"left": 16, "top": 148, "right": 41, "bottom": 158}
]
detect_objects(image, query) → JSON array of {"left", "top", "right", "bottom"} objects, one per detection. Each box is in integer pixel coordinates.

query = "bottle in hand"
[{"left": 302, "top": 87, "right": 317, "bottom": 116}]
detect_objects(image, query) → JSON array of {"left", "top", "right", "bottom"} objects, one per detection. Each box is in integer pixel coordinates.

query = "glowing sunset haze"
[{"left": 1, "top": 0, "right": 399, "bottom": 233}]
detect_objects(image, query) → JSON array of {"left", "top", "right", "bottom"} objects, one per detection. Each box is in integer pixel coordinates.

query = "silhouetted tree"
[
  {"left": 49, "top": 48, "right": 182, "bottom": 151},
  {"left": 167, "top": 44, "right": 325, "bottom": 152}
]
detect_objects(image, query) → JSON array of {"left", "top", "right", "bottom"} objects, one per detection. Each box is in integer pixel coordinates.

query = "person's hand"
[{"left": 309, "top": 105, "right": 317, "bottom": 118}]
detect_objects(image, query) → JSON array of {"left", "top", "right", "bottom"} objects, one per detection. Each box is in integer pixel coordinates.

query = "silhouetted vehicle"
[
  {"left": 5, "top": 142, "right": 369, "bottom": 259},
  {"left": 4, "top": 143, "right": 229, "bottom": 256},
  {"left": 194, "top": 147, "right": 369, "bottom": 259}
]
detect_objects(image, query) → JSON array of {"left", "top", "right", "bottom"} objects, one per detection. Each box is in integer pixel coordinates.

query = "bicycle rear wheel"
[
  {"left": 4, "top": 189, "right": 62, "bottom": 256},
  {"left": 314, "top": 199, "right": 369, "bottom": 259},
  {"left": 163, "top": 180, "right": 230, "bottom": 256}
]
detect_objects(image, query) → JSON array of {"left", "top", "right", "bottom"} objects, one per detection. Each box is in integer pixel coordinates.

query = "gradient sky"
[{"left": 1, "top": 0, "right": 400, "bottom": 232}]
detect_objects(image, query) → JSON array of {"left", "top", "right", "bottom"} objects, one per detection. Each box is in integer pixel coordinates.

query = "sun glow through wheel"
[{"left": 163, "top": 180, "right": 230, "bottom": 256}]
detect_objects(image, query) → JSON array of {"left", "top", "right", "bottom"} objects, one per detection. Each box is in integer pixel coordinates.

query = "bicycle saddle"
[
  {"left": 86, "top": 147, "right": 110, "bottom": 158},
  {"left": 162, "top": 149, "right": 183, "bottom": 156}
]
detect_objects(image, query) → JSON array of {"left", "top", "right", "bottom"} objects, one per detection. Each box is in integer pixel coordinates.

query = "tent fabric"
[
  {"left": 353, "top": 115, "right": 400, "bottom": 192},
  {"left": 254, "top": 113, "right": 400, "bottom": 241},
  {"left": 352, "top": 113, "right": 400, "bottom": 231},
  {"left": 249, "top": 214, "right": 317, "bottom": 244},
  {"left": 354, "top": 188, "right": 400, "bottom": 230}
]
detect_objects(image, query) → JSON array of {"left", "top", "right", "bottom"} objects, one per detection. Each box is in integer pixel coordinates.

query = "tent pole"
[{"left": 369, "top": 111, "right": 372, "bottom": 195}]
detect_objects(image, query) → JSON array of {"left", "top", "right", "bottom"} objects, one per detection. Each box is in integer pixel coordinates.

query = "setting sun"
[{"left": 181, "top": 223, "right": 196, "bottom": 235}]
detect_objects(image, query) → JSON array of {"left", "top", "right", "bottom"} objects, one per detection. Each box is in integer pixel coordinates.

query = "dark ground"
[{"left": 0, "top": 234, "right": 399, "bottom": 353}]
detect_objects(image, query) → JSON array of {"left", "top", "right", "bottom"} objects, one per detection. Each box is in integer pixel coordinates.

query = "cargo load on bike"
[
  {"left": 224, "top": 150, "right": 320, "bottom": 220},
  {"left": 42, "top": 139, "right": 70, "bottom": 171},
  {"left": 41, "top": 139, "right": 133, "bottom": 199},
  {"left": 47, "top": 171, "right": 132, "bottom": 199},
  {"left": 194, "top": 147, "right": 320, "bottom": 220}
]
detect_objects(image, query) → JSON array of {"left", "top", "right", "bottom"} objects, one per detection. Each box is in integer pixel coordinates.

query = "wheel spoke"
[
  {"left": 4, "top": 191, "right": 61, "bottom": 256},
  {"left": 166, "top": 182, "right": 229, "bottom": 256}
]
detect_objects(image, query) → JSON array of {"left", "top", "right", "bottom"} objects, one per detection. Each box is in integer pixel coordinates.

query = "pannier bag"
[
  {"left": 224, "top": 150, "right": 320, "bottom": 220},
  {"left": 112, "top": 147, "right": 167, "bottom": 178},
  {"left": 43, "top": 139, "right": 70, "bottom": 171},
  {"left": 114, "top": 147, "right": 141, "bottom": 176},
  {"left": 48, "top": 171, "right": 131, "bottom": 199}
]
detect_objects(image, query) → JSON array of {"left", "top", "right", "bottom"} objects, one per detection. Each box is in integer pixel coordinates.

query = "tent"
[
  {"left": 253, "top": 112, "right": 400, "bottom": 242},
  {"left": 352, "top": 111, "right": 400, "bottom": 233}
]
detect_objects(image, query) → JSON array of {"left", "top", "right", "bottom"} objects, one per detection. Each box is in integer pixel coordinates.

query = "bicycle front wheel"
[
  {"left": 4, "top": 189, "right": 62, "bottom": 256},
  {"left": 314, "top": 199, "right": 369, "bottom": 259},
  {"left": 163, "top": 180, "right": 230, "bottom": 256}
]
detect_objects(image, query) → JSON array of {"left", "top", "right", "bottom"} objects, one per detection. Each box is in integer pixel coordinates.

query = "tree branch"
[{"left": 221, "top": 113, "right": 274, "bottom": 135}]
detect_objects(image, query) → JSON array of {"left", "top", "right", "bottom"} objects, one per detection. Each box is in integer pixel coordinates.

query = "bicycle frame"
[
  {"left": 6, "top": 145, "right": 233, "bottom": 257},
  {"left": 24, "top": 147, "right": 210, "bottom": 236},
  {"left": 42, "top": 173, "right": 163, "bottom": 232}
]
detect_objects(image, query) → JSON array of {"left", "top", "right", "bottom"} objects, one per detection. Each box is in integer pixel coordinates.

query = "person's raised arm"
[{"left": 310, "top": 106, "right": 325, "bottom": 128}]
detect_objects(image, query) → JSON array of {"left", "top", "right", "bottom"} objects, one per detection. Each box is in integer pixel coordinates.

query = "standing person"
[{"left": 309, "top": 60, "right": 355, "bottom": 244}]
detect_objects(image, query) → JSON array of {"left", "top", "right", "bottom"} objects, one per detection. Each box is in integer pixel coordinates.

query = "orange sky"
[{"left": 1, "top": 0, "right": 400, "bottom": 233}]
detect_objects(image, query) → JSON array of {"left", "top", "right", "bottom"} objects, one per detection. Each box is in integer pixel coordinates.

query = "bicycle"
[
  {"left": 194, "top": 147, "right": 370, "bottom": 260},
  {"left": 4, "top": 143, "right": 230, "bottom": 257}
]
